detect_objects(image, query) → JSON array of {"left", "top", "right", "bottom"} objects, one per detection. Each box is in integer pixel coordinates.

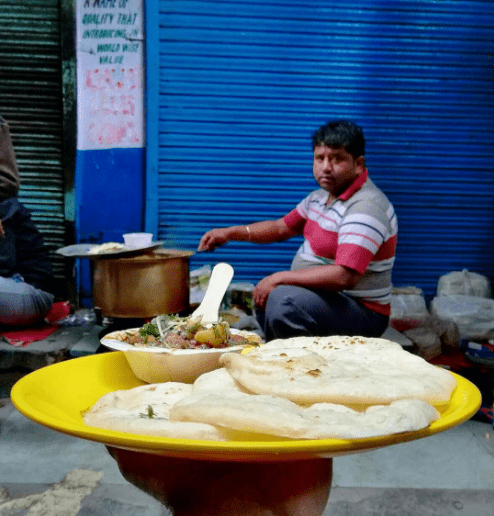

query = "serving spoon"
[{"left": 190, "top": 262, "right": 234, "bottom": 324}]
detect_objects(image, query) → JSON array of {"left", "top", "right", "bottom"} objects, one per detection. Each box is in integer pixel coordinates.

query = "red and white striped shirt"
[{"left": 283, "top": 170, "right": 398, "bottom": 316}]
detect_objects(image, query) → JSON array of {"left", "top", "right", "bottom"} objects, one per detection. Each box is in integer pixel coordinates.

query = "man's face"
[{"left": 312, "top": 145, "right": 365, "bottom": 197}]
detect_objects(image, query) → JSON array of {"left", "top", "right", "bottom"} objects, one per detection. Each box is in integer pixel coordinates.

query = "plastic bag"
[
  {"left": 437, "top": 270, "right": 492, "bottom": 298},
  {"left": 431, "top": 294, "right": 494, "bottom": 339},
  {"left": 403, "top": 326, "right": 442, "bottom": 360},
  {"left": 391, "top": 293, "right": 429, "bottom": 320},
  {"left": 189, "top": 265, "right": 212, "bottom": 305},
  {"left": 390, "top": 287, "right": 431, "bottom": 332},
  {"left": 225, "top": 282, "right": 256, "bottom": 314},
  {"left": 219, "top": 307, "right": 265, "bottom": 338},
  {"left": 58, "top": 308, "right": 97, "bottom": 326},
  {"left": 403, "top": 316, "right": 460, "bottom": 359}
]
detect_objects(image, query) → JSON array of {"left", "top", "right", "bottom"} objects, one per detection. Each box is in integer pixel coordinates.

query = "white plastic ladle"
[{"left": 190, "top": 262, "right": 234, "bottom": 324}]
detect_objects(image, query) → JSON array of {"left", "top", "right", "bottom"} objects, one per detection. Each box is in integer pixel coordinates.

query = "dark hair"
[{"left": 311, "top": 120, "right": 365, "bottom": 158}]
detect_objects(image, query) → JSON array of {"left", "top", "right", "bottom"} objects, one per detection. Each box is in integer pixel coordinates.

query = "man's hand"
[
  {"left": 107, "top": 447, "right": 332, "bottom": 516},
  {"left": 198, "top": 228, "right": 231, "bottom": 251},
  {"left": 0, "top": 219, "right": 4, "bottom": 238},
  {"left": 253, "top": 271, "right": 288, "bottom": 309},
  {"left": 253, "top": 265, "right": 362, "bottom": 310}
]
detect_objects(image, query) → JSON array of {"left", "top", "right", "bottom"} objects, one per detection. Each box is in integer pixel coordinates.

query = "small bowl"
[
  {"left": 123, "top": 232, "right": 153, "bottom": 249},
  {"left": 100, "top": 328, "right": 260, "bottom": 384}
]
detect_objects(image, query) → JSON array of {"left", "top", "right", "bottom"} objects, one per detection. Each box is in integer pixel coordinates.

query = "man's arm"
[
  {"left": 198, "top": 217, "right": 298, "bottom": 251},
  {"left": 253, "top": 264, "right": 362, "bottom": 310}
]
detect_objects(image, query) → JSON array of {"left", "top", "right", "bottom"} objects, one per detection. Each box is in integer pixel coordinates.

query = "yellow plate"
[{"left": 11, "top": 352, "right": 481, "bottom": 462}]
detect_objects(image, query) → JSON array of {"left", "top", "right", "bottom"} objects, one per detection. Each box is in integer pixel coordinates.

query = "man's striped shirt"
[{"left": 283, "top": 170, "right": 398, "bottom": 316}]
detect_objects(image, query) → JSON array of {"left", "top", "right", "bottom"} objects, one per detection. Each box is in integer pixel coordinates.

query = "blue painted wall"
[
  {"left": 72, "top": 1, "right": 494, "bottom": 308},
  {"left": 75, "top": 147, "right": 145, "bottom": 306},
  {"left": 148, "top": 0, "right": 494, "bottom": 305}
]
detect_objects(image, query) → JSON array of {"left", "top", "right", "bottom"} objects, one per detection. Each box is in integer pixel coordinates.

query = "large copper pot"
[{"left": 92, "top": 249, "right": 194, "bottom": 318}]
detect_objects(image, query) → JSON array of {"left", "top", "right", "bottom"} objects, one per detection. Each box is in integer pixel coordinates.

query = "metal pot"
[{"left": 92, "top": 249, "right": 194, "bottom": 318}]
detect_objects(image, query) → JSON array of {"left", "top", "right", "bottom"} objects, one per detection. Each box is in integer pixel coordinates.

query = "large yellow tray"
[{"left": 11, "top": 352, "right": 481, "bottom": 462}]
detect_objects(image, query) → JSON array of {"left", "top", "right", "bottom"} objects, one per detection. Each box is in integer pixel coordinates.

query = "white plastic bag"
[
  {"left": 390, "top": 288, "right": 431, "bottom": 331},
  {"left": 189, "top": 264, "right": 212, "bottom": 305},
  {"left": 391, "top": 293, "right": 429, "bottom": 320},
  {"left": 437, "top": 270, "right": 492, "bottom": 298},
  {"left": 219, "top": 307, "right": 265, "bottom": 338},
  {"left": 431, "top": 294, "right": 494, "bottom": 339}
]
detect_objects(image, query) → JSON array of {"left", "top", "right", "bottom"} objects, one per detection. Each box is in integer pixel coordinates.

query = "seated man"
[
  {"left": 0, "top": 115, "right": 54, "bottom": 326},
  {"left": 198, "top": 120, "right": 397, "bottom": 341}
]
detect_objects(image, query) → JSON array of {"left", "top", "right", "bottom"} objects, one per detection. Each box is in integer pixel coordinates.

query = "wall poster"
[{"left": 76, "top": 0, "right": 145, "bottom": 150}]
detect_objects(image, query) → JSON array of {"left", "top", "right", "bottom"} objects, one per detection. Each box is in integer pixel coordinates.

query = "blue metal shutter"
[
  {"left": 0, "top": 0, "right": 66, "bottom": 291},
  {"left": 149, "top": 0, "right": 494, "bottom": 302}
]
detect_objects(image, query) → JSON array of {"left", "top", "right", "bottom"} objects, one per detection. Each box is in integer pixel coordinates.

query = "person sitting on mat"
[{"left": 0, "top": 115, "right": 55, "bottom": 326}]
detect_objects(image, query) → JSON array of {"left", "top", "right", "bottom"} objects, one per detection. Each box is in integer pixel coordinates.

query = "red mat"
[{"left": 0, "top": 301, "right": 71, "bottom": 347}]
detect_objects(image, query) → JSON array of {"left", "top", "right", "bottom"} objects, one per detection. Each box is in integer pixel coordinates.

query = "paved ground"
[{"left": 0, "top": 318, "right": 493, "bottom": 515}]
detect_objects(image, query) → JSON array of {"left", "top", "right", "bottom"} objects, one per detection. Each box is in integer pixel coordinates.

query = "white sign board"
[{"left": 76, "top": 0, "right": 145, "bottom": 150}]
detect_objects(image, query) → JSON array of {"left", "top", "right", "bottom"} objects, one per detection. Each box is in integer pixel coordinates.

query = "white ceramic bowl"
[
  {"left": 122, "top": 232, "right": 153, "bottom": 249},
  {"left": 100, "top": 328, "right": 259, "bottom": 384}
]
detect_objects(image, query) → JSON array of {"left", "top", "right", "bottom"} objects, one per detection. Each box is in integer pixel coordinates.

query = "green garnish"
[
  {"left": 139, "top": 323, "right": 160, "bottom": 338},
  {"left": 212, "top": 323, "right": 222, "bottom": 339},
  {"left": 139, "top": 405, "right": 156, "bottom": 419}
]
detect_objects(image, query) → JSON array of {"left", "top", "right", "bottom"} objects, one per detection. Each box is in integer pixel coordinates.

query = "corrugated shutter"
[
  {"left": 0, "top": 0, "right": 66, "bottom": 291},
  {"left": 151, "top": 0, "right": 494, "bottom": 301}
]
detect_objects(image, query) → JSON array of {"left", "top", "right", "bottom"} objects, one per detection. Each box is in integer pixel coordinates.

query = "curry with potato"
[{"left": 118, "top": 314, "right": 262, "bottom": 350}]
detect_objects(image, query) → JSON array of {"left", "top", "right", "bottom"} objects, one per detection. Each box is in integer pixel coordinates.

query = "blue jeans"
[
  {"left": 257, "top": 285, "right": 389, "bottom": 342},
  {"left": 0, "top": 276, "right": 54, "bottom": 326}
]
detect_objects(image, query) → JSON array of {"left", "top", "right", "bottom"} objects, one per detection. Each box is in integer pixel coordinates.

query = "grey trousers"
[
  {"left": 0, "top": 276, "right": 54, "bottom": 326},
  {"left": 257, "top": 285, "right": 389, "bottom": 342}
]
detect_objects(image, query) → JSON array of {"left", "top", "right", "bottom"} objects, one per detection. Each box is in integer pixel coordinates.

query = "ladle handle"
[{"left": 191, "top": 262, "right": 234, "bottom": 324}]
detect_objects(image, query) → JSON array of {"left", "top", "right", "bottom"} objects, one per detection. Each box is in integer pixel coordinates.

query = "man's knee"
[
  {"left": 264, "top": 286, "right": 317, "bottom": 339},
  {"left": 266, "top": 286, "right": 302, "bottom": 320}
]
